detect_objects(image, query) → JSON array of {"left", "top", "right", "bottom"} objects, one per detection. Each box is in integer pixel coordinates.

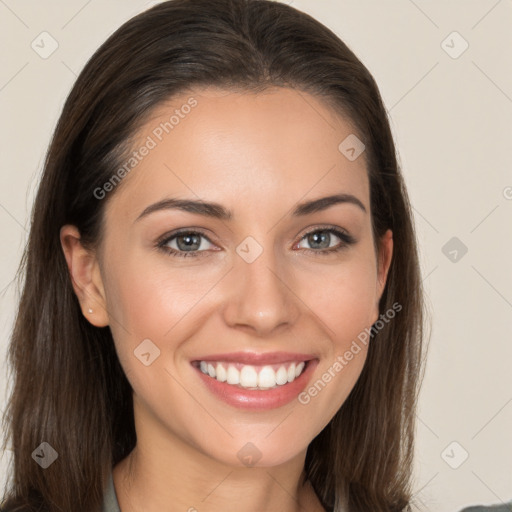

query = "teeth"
[
  {"left": 276, "top": 366, "right": 288, "bottom": 385},
  {"left": 196, "top": 360, "right": 308, "bottom": 389},
  {"left": 287, "top": 363, "right": 296, "bottom": 383},
  {"left": 226, "top": 365, "right": 240, "bottom": 385},
  {"left": 258, "top": 366, "right": 276, "bottom": 388},
  {"left": 240, "top": 365, "right": 258, "bottom": 387},
  {"left": 216, "top": 363, "right": 227, "bottom": 382}
]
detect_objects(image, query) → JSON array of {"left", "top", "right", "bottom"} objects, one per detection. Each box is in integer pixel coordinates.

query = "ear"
[
  {"left": 59, "top": 225, "right": 109, "bottom": 327},
  {"left": 372, "top": 229, "right": 393, "bottom": 323}
]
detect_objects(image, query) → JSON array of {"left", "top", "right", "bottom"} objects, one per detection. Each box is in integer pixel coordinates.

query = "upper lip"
[{"left": 192, "top": 351, "right": 315, "bottom": 365}]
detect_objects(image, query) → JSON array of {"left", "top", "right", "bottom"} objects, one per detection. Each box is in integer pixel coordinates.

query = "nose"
[{"left": 221, "top": 245, "right": 301, "bottom": 337}]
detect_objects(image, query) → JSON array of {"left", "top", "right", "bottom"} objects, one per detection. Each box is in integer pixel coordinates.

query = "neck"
[{"left": 113, "top": 437, "right": 324, "bottom": 512}]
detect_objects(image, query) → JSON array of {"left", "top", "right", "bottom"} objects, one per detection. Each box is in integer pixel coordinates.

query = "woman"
[{"left": 0, "top": 0, "right": 426, "bottom": 510}]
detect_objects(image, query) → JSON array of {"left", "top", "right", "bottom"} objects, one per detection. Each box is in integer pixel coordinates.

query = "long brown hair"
[{"left": 1, "top": 0, "right": 427, "bottom": 510}]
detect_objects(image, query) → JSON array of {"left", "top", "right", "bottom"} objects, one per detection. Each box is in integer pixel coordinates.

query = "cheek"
[
  {"left": 303, "top": 257, "right": 379, "bottom": 342},
  {"left": 102, "top": 261, "right": 195, "bottom": 417},
  {"left": 103, "top": 255, "right": 210, "bottom": 340},
  {"left": 294, "top": 258, "right": 377, "bottom": 418},
  {"left": 102, "top": 254, "right": 224, "bottom": 395}
]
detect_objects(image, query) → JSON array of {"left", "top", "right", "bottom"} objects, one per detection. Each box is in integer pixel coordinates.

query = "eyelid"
[
  {"left": 296, "top": 223, "right": 351, "bottom": 239},
  {"left": 155, "top": 227, "right": 216, "bottom": 246},
  {"left": 155, "top": 224, "right": 356, "bottom": 258},
  {"left": 156, "top": 224, "right": 351, "bottom": 245}
]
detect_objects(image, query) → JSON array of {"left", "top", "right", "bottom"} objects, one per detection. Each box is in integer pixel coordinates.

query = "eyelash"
[{"left": 155, "top": 227, "right": 356, "bottom": 259}]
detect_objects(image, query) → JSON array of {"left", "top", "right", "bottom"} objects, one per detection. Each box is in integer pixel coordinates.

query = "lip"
[
  {"left": 191, "top": 351, "right": 315, "bottom": 366},
  {"left": 191, "top": 357, "right": 319, "bottom": 411}
]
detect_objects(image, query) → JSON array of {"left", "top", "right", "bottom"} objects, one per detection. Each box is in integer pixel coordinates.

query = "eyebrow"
[{"left": 135, "top": 193, "right": 367, "bottom": 222}]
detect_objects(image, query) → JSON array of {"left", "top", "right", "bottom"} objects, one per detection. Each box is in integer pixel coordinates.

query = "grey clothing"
[
  {"left": 102, "top": 471, "right": 121, "bottom": 512},
  {"left": 459, "top": 504, "right": 512, "bottom": 512}
]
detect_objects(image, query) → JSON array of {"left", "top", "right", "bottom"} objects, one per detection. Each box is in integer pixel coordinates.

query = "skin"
[{"left": 61, "top": 86, "right": 393, "bottom": 512}]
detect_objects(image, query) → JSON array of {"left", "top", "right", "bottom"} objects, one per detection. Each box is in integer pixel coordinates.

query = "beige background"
[{"left": 1, "top": 1, "right": 511, "bottom": 510}]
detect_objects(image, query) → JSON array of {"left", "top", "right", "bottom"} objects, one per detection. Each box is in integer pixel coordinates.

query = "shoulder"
[{"left": 458, "top": 504, "right": 512, "bottom": 512}]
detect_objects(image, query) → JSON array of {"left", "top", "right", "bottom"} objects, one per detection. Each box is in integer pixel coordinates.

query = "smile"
[{"left": 193, "top": 360, "right": 308, "bottom": 390}]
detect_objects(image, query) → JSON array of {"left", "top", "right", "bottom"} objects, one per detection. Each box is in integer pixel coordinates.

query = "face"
[{"left": 63, "top": 86, "right": 392, "bottom": 469}]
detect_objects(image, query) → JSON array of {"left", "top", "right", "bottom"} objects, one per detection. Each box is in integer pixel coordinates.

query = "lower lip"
[{"left": 192, "top": 359, "right": 319, "bottom": 411}]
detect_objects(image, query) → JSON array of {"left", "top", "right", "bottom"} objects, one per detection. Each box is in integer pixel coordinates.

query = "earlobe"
[{"left": 59, "top": 225, "right": 110, "bottom": 327}]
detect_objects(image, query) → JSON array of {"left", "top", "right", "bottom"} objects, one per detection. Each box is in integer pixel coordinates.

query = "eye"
[
  {"left": 157, "top": 230, "right": 216, "bottom": 258},
  {"left": 294, "top": 227, "right": 356, "bottom": 255},
  {"left": 156, "top": 226, "right": 356, "bottom": 259}
]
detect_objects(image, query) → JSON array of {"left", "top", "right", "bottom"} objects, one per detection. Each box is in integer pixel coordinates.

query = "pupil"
[
  {"left": 309, "top": 231, "right": 329, "bottom": 249},
  {"left": 177, "top": 233, "right": 200, "bottom": 251}
]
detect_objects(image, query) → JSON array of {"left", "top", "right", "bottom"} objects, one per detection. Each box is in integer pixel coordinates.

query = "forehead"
[{"left": 105, "top": 86, "right": 369, "bottom": 222}]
